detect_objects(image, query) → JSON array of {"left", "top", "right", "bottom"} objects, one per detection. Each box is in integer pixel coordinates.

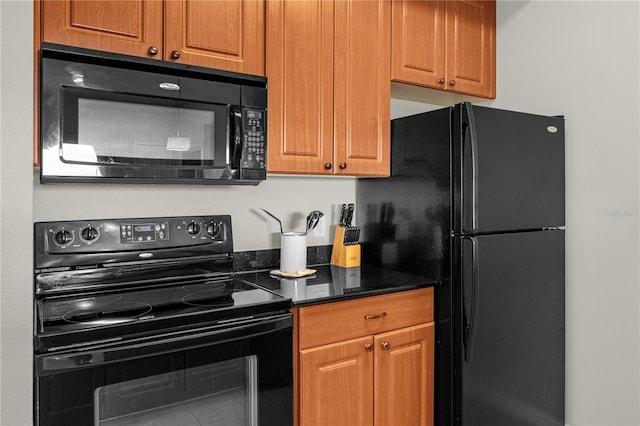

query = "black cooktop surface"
[
  {"left": 40, "top": 278, "right": 285, "bottom": 332},
  {"left": 35, "top": 278, "right": 291, "bottom": 352}
]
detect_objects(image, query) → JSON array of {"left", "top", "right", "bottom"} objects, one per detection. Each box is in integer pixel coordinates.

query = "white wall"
[
  {"left": 1, "top": 1, "right": 639, "bottom": 425},
  {"left": 1, "top": 2, "right": 35, "bottom": 425},
  {"left": 493, "top": 2, "right": 639, "bottom": 425}
]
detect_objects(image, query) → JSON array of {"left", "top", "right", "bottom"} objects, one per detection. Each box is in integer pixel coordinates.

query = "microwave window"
[
  {"left": 57, "top": 87, "right": 230, "bottom": 168},
  {"left": 67, "top": 98, "right": 216, "bottom": 164}
]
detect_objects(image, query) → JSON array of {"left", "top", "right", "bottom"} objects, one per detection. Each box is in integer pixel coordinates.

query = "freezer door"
[
  {"left": 453, "top": 230, "right": 564, "bottom": 426},
  {"left": 453, "top": 103, "right": 565, "bottom": 233}
]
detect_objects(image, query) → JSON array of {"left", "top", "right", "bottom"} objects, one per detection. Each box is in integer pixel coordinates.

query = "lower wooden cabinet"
[
  {"left": 374, "top": 323, "right": 435, "bottom": 426},
  {"left": 294, "top": 288, "right": 435, "bottom": 426},
  {"left": 300, "top": 336, "right": 374, "bottom": 425}
]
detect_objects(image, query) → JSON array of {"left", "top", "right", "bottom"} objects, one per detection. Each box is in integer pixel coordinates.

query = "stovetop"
[
  {"left": 35, "top": 275, "right": 291, "bottom": 353},
  {"left": 39, "top": 278, "right": 284, "bottom": 332},
  {"left": 33, "top": 215, "right": 292, "bottom": 354}
]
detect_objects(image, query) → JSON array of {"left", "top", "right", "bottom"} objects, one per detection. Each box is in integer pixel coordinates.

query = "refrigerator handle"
[
  {"left": 463, "top": 102, "right": 479, "bottom": 232},
  {"left": 462, "top": 235, "right": 479, "bottom": 362}
]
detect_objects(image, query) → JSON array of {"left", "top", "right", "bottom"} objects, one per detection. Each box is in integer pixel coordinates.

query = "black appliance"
[
  {"left": 40, "top": 43, "right": 267, "bottom": 185},
  {"left": 357, "top": 103, "right": 565, "bottom": 425},
  {"left": 33, "top": 215, "right": 292, "bottom": 426}
]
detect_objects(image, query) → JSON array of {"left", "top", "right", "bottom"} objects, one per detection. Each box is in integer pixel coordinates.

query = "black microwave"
[{"left": 40, "top": 43, "right": 267, "bottom": 185}]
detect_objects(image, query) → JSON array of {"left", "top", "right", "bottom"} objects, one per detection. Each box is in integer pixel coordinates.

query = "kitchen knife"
[
  {"left": 339, "top": 203, "right": 347, "bottom": 227},
  {"left": 346, "top": 203, "right": 354, "bottom": 227}
]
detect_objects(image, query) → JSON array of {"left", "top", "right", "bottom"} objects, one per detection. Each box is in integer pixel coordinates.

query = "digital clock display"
[
  {"left": 246, "top": 110, "right": 262, "bottom": 120},
  {"left": 134, "top": 224, "right": 154, "bottom": 233}
]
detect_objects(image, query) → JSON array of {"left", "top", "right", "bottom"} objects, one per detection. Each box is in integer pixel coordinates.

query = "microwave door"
[{"left": 56, "top": 87, "right": 228, "bottom": 171}]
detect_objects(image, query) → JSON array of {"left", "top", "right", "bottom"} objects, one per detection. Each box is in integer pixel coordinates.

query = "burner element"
[
  {"left": 182, "top": 290, "right": 235, "bottom": 307},
  {"left": 63, "top": 302, "right": 152, "bottom": 325}
]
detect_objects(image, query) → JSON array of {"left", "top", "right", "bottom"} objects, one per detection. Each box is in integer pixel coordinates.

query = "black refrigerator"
[{"left": 357, "top": 103, "right": 565, "bottom": 426}]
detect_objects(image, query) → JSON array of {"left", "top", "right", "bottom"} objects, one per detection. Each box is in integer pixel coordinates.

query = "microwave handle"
[{"left": 230, "top": 106, "right": 243, "bottom": 169}]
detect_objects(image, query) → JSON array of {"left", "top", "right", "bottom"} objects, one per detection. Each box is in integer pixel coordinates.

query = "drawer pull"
[{"left": 364, "top": 312, "right": 387, "bottom": 320}]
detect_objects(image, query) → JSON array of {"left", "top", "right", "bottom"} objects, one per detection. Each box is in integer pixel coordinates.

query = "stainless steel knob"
[
  {"left": 381, "top": 341, "right": 390, "bottom": 350},
  {"left": 148, "top": 46, "right": 158, "bottom": 56},
  {"left": 171, "top": 50, "right": 181, "bottom": 59},
  {"left": 365, "top": 343, "right": 373, "bottom": 352}
]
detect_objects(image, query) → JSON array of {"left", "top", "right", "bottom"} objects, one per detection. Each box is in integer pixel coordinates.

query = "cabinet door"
[
  {"left": 300, "top": 336, "right": 374, "bottom": 426},
  {"left": 374, "top": 323, "right": 435, "bottom": 426},
  {"left": 164, "top": 0, "right": 265, "bottom": 75},
  {"left": 41, "top": 0, "right": 163, "bottom": 58},
  {"left": 266, "top": 0, "right": 335, "bottom": 175},
  {"left": 445, "top": 0, "right": 496, "bottom": 98},
  {"left": 334, "top": 0, "right": 391, "bottom": 176},
  {"left": 391, "top": 0, "right": 446, "bottom": 90}
]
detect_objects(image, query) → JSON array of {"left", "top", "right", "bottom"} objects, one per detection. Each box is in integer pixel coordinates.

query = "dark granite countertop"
[{"left": 235, "top": 264, "right": 438, "bottom": 307}]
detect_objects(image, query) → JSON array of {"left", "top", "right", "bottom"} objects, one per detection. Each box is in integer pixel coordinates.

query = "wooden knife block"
[{"left": 330, "top": 226, "right": 361, "bottom": 268}]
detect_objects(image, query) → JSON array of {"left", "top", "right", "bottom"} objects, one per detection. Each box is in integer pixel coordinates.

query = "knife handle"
[{"left": 346, "top": 203, "right": 354, "bottom": 227}]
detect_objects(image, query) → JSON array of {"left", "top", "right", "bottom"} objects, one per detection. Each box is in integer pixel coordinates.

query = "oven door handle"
[{"left": 37, "top": 313, "right": 292, "bottom": 375}]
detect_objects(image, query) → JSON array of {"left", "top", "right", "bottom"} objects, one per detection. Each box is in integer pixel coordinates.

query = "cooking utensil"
[
  {"left": 260, "top": 208, "right": 284, "bottom": 234},
  {"left": 304, "top": 210, "right": 324, "bottom": 235}
]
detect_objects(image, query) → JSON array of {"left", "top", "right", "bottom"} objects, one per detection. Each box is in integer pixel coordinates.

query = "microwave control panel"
[{"left": 241, "top": 109, "right": 266, "bottom": 170}]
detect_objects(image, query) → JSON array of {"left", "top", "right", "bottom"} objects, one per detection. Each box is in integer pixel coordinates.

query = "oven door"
[{"left": 35, "top": 313, "right": 293, "bottom": 426}]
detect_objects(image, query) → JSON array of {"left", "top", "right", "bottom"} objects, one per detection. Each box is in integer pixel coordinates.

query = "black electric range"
[
  {"left": 34, "top": 215, "right": 290, "bottom": 353},
  {"left": 33, "top": 215, "right": 294, "bottom": 426}
]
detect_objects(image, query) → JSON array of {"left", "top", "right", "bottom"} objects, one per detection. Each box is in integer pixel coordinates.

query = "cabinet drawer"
[{"left": 298, "top": 287, "right": 433, "bottom": 349}]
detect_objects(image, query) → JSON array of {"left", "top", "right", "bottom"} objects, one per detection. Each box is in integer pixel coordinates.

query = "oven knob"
[
  {"left": 186, "top": 221, "right": 201, "bottom": 235},
  {"left": 81, "top": 226, "right": 99, "bottom": 242},
  {"left": 53, "top": 230, "right": 73, "bottom": 246},
  {"left": 206, "top": 221, "right": 220, "bottom": 237}
]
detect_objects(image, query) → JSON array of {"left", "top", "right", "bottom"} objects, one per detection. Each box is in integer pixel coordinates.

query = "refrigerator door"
[
  {"left": 453, "top": 230, "right": 565, "bottom": 426},
  {"left": 453, "top": 103, "right": 565, "bottom": 234}
]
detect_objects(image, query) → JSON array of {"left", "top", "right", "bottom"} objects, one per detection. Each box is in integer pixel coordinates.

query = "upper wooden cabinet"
[
  {"left": 266, "top": 0, "right": 390, "bottom": 176},
  {"left": 391, "top": 0, "right": 496, "bottom": 99},
  {"left": 40, "top": 0, "right": 265, "bottom": 75}
]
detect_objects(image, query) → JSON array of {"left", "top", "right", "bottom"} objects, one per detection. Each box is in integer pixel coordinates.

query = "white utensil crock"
[{"left": 280, "top": 232, "right": 307, "bottom": 273}]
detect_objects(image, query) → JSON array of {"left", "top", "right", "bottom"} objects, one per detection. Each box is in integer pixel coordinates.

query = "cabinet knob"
[
  {"left": 365, "top": 343, "right": 373, "bottom": 352},
  {"left": 171, "top": 50, "right": 181, "bottom": 60},
  {"left": 438, "top": 77, "right": 445, "bottom": 84},
  {"left": 148, "top": 46, "right": 158, "bottom": 56},
  {"left": 449, "top": 80, "right": 456, "bottom": 86},
  {"left": 338, "top": 162, "right": 347, "bottom": 170},
  {"left": 381, "top": 341, "right": 390, "bottom": 350},
  {"left": 324, "top": 163, "right": 333, "bottom": 170}
]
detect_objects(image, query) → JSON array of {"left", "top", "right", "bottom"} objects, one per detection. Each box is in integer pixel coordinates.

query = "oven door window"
[
  {"left": 59, "top": 87, "right": 229, "bottom": 168},
  {"left": 95, "top": 356, "right": 258, "bottom": 426}
]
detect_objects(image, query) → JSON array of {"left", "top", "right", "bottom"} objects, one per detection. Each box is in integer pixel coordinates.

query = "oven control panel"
[
  {"left": 120, "top": 222, "right": 169, "bottom": 244},
  {"left": 35, "top": 216, "right": 233, "bottom": 264}
]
